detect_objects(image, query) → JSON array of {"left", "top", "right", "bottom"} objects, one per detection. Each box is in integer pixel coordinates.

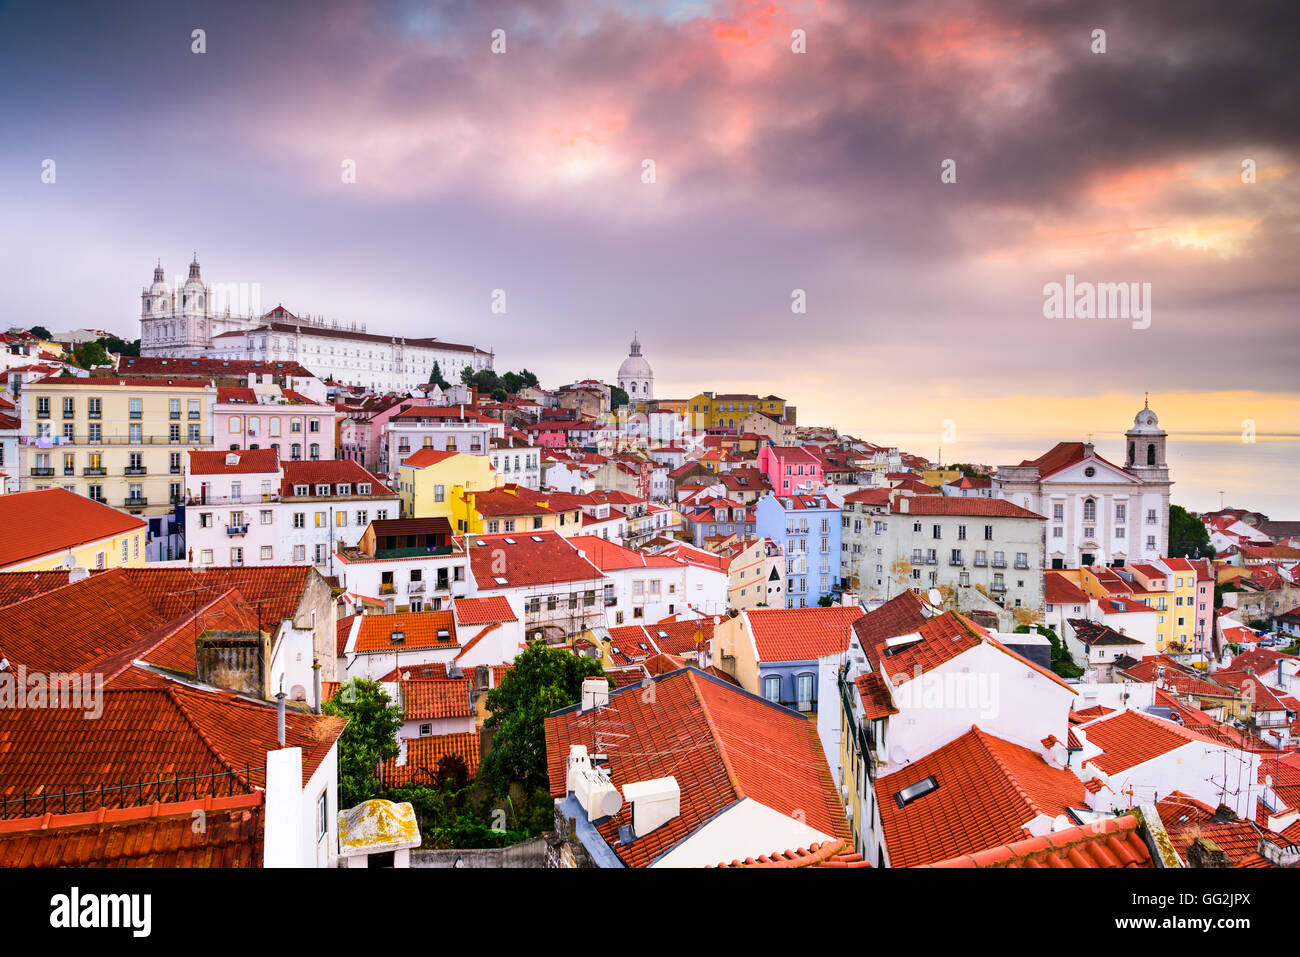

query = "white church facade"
[
  {"left": 140, "top": 256, "right": 493, "bottom": 393},
  {"left": 993, "top": 401, "right": 1172, "bottom": 569}
]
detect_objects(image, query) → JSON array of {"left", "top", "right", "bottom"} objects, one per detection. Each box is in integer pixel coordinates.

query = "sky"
[{"left": 1, "top": 0, "right": 1296, "bottom": 515}]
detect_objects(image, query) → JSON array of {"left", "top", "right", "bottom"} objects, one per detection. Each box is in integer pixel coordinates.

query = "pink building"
[
  {"left": 215, "top": 381, "right": 337, "bottom": 461},
  {"left": 756, "top": 444, "right": 824, "bottom": 495}
]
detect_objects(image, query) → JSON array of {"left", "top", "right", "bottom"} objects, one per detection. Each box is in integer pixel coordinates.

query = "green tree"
[
  {"left": 501, "top": 371, "right": 524, "bottom": 395},
  {"left": 519, "top": 369, "right": 540, "bottom": 389},
  {"left": 948, "top": 463, "right": 982, "bottom": 479},
  {"left": 610, "top": 385, "right": 629, "bottom": 409},
  {"left": 98, "top": 335, "right": 140, "bottom": 357},
  {"left": 72, "top": 341, "right": 110, "bottom": 368},
  {"left": 323, "top": 678, "right": 403, "bottom": 808},
  {"left": 1169, "top": 504, "right": 1214, "bottom": 559},
  {"left": 480, "top": 644, "right": 606, "bottom": 796},
  {"left": 28, "top": 325, "right": 52, "bottom": 340},
  {"left": 428, "top": 361, "right": 450, "bottom": 389},
  {"left": 1015, "top": 623, "right": 1084, "bottom": 679},
  {"left": 491, "top": 388, "right": 508, "bottom": 403},
  {"left": 460, "top": 365, "right": 475, "bottom": 385}
]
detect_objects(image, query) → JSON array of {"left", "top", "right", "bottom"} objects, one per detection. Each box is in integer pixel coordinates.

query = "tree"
[
  {"left": 28, "top": 325, "right": 52, "bottom": 340},
  {"left": 948, "top": 463, "right": 982, "bottom": 479},
  {"left": 72, "top": 341, "right": 110, "bottom": 369},
  {"left": 491, "top": 388, "right": 508, "bottom": 403},
  {"left": 480, "top": 644, "right": 606, "bottom": 795},
  {"left": 460, "top": 365, "right": 475, "bottom": 385},
  {"left": 1015, "top": 623, "right": 1084, "bottom": 679},
  {"left": 323, "top": 678, "right": 403, "bottom": 808},
  {"left": 1169, "top": 504, "right": 1214, "bottom": 559},
  {"left": 519, "top": 369, "right": 540, "bottom": 389},
  {"left": 610, "top": 386, "right": 629, "bottom": 409},
  {"left": 428, "top": 361, "right": 450, "bottom": 389},
  {"left": 98, "top": 335, "right": 139, "bottom": 357}
]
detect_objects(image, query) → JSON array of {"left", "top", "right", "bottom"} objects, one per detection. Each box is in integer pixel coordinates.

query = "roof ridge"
[
  {"left": 969, "top": 726, "right": 1051, "bottom": 822},
  {"left": 687, "top": 670, "right": 745, "bottom": 804},
  {"left": 163, "top": 684, "right": 260, "bottom": 789}
]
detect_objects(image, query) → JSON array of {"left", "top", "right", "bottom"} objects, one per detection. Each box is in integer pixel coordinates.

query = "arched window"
[
  {"left": 1147, "top": 443, "right": 1156, "bottom": 465},
  {"left": 1083, "top": 498, "right": 1096, "bottom": 522},
  {"left": 310, "top": 443, "right": 320, "bottom": 460}
]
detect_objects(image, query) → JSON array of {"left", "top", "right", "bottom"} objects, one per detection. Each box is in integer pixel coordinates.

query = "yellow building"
[
  {"left": 398, "top": 448, "right": 499, "bottom": 519},
  {"left": 686, "top": 392, "right": 787, "bottom": 431},
  {"left": 921, "top": 467, "right": 961, "bottom": 488},
  {"left": 19, "top": 375, "right": 217, "bottom": 517},
  {"left": 455, "top": 485, "right": 585, "bottom": 538},
  {"left": 1078, "top": 564, "right": 1179, "bottom": 652},
  {"left": 0, "top": 487, "right": 146, "bottom": 571}
]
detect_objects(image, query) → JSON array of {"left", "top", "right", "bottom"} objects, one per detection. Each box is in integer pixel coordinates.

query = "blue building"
[{"left": 755, "top": 492, "right": 842, "bottom": 607}]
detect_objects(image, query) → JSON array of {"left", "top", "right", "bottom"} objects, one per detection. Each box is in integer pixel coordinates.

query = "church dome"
[
  {"left": 1130, "top": 397, "right": 1162, "bottom": 434},
  {"left": 617, "top": 334, "right": 653, "bottom": 381}
]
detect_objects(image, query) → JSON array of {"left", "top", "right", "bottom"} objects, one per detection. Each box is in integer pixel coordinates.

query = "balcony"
[
  {"left": 225, "top": 524, "right": 249, "bottom": 536},
  {"left": 992, "top": 558, "right": 1007, "bottom": 568},
  {"left": 23, "top": 435, "right": 212, "bottom": 446},
  {"left": 949, "top": 559, "right": 965, "bottom": 567},
  {"left": 125, "top": 466, "right": 148, "bottom": 476},
  {"left": 1014, "top": 560, "right": 1030, "bottom": 570},
  {"left": 990, "top": 582, "right": 1007, "bottom": 593},
  {"left": 29, "top": 467, "right": 54, "bottom": 476},
  {"left": 36, "top": 409, "right": 49, "bottom": 419},
  {"left": 380, "top": 583, "right": 396, "bottom": 595},
  {"left": 187, "top": 493, "right": 280, "bottom": 506},
  {"left": 124, "top": 497, "right": 148, "bottom": 508},
  {"left": 974, "top": 557, "right": 988, "bottom": 567},
  {"left": 83, "top": 467, "right": 107, "bottom": 476},
  {"left": 407, "top": 580, "right": 426, "bottom": 595}
]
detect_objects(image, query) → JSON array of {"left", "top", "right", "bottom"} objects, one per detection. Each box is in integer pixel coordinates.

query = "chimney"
[
  {"left": 312, "top": 659, "right": 322, "bottom": 715},
  {"left": 581, "top": 676, "right": 609, "bottom": 710},
  {"left": 1185, "top": 837, "right": 1232, "bottom": 869},
  {"left": 622, "top": 776, "right": 681, "bottom": 838},
  {"left": 276, "top": 691, "right": 287, "bottom": 746}
]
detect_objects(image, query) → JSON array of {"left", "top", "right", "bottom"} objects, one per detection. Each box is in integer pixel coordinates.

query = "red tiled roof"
[
  {"left": 569, "top": 536, "right": 683, "bottom": 571},
  {"left": 116, "top": 356, "right": 314, "bottom": 378},
  {"left": 353, "top": 611, "right": 457, "bottom": 653},
  {"left": 862, "top": 610, "right": 982, "bottom": 684},
  {"left": 1045, "top": 574, "right": 1090, "bottom": 605},
  {"left": 545, "top": 668, "right": 847, "bottom": 868},
  {"left": 465, "top": 532, "right": 604, "bottom": 588},
  {"left": 921, "top": 814, "right": 1152, "bottom": 869},
  {"left": 745, "top": 605, "right": 865, "bottom": 663},
  {"left": 855, "top": 671, "right": 899, "bottom": 719},
  {"left": 400, "top": 679, "right": 473, "bottom": 720},
  {"left": 400, "top": 448, "right": 462, "bottom": 468},
  {"left": 876, "top": 726, "right": 1087, "bottom": 868},
  {"left": 381, "top": 732, "right": 481, "bottom": 784},
  {"left": 1156, "top": 791, "right": 1269, "bottom": 866},
  {"left": 0, "top": 489, "right": 146, "bottom": 569},
  {"left": 453, "top": 596, "right": 518, "bottom": 625},
  {"left": 0, "top": 794, "right": 265, "bottom": 868},
  {"left": 0, "top": 681, "right": 345, "bottom": 804},
  {"left": 712, "top": 839, "right": 870, "bottom": 868},
  {"left": 1081, "top": 709, "right": 1223, "bottom": 775},
  {"left": 1019, "top": 442, "right": 1129, "bottom": 480},
  {"left": 0, "top": 570, "right": 76, "bottom": 608},
  {"left": 281, "top": 459, "right": 392, "bottom": 496},
  {"left": 188, "top": 448, "right": 279, "bottom": 475},
  {"left": 896, "top": 497, "right": 1045, "bottom": 519}
]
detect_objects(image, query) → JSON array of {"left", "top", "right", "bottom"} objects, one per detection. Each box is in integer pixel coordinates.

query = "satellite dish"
[
  {"left": 1053, "top": 814, "right": 1071, "bottom": 830},
  {"left": 1266, "top": 774, "right": 1273, "bottom": 789},
  {"left": 927, "top": 588, "right": 942, "bottom": 607},
  {"left": 889, "top": 744, "right": 908, "bottom": 764}
]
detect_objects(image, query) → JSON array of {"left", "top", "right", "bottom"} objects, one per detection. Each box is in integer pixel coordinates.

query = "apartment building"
[
  {"left": 18, "top": 375, "right": 216, "bottom": 516},
  {"left": 183, "top": 450, "right": 398, "bottom": 571},
  {"left": 843, "top": 495, "right": 1046, "bottom": 615},
  {"left": 754, "top": 492, "right": 842, "bottom": 607}
]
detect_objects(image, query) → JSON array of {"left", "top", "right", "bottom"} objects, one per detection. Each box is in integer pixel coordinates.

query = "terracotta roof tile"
[
  {"left": 745, "top": 605, "right": 865, "bottom": 663},
  {"left": 876, "top": 726, "right": 1086, "bottom": 868},
  {"left": 545, "top": 668, "right": 847, "bottom": 868},
  {"left": 0, "top": 489, "right": 146, "bottom": 569},
  {"left": 921, "top": 814, "right": 1152, "bottom": 868}
]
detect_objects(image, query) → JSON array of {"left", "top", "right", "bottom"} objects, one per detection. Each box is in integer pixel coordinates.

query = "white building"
[
  {"left": 140, "top": 257, "right": 493, "bottom": 392},
  {"left": 487, "top": 434, "right": 542, "bottom": 490},
  {"left": 183, "top": 451, "right": 398, "bottom": 571},
  {"left": 994, "top": 401, "right": 1172, "bottom": 568},
  {"left": 335, "top": 517, "right": 471, "bottom": 615},
  {"left": 842, "top": 493, "right": 1046, "bottom": 621}
]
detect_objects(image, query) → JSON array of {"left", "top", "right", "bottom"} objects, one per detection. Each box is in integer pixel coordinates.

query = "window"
[
  {"left": 129, "top": 423, "right": 142, "bottom": 443},
  {"left": 36, "top": 397, "right": 50, "bottom": 418},
  {"left": 188, "top": 424, "right": 201, "bottom": 442},
  {"left": 200, "top": 512, "right": 213, "bottom": 528},
  {"left": 88, "top": 397, "right": 101, "bottom": 419},
  {"left": 170, "top": 399, "right": 181, "bottom": 419},
  {"left": 957, "top": 525, "right": 966, "bottom": 540},
  {"left": 1115, "top": 503, "right": 1126, "bottom": 523},
  {"left": 796, "top": 673, "right": 814, "bottom": 707},
  {"left": 62, "top": 397, "right": 74, "bottom": 418},
  {"left": 932, "top": 524, "right": 941, "bottom": 539},
  {"left": 763, "top": 676, "right": 781, "bottom": 702},
  {"left": 293, "top": 544, "right": 306, "bottom": 562},
  {"left": 317, "top": 792, "right": 328, "bottom": 841},
  {"left": 188, "top": 399, "right": 201, "bottom": 419},
  {"left": 1053, "top": 504, "right": 1064, "bottom": 521},
  {"left": 200, "top": 549, "right": 213, "bottom": 564},
  {"left": 309, "top": 418, "right": 320, "bottom": 433},
  {"left": 229, "top": 416, "right": 242, "bottom": 433},
  {"left": 336, "top": 512, "right": 347, "bottom": 527},
  {"left": 315, "top": 512, "right": 325, "bottom": 528},
  {"left": 1083, "top": 498, "right": 1096, "bottom": 522},
  {"left": 293, "top": 512, "right": 305, "bottom": 528},
  {"left": 434, "top": 484, "right": 446, "bottom": 503},
  {"left": 261, "top": 545, "right": 274, "bottom": 560}
]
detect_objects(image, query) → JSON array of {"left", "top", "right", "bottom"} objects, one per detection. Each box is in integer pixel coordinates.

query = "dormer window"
[
  {"left": 315, "top": 484, "right": 330, "bottom": 495},
  {"left": 294, "top": 484, "right": 308, "bottom": 496}
]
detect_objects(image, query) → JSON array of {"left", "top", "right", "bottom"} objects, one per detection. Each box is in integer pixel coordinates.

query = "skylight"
[
  {"left": 894, "top": 776, "right": 938, "bottom": 808},
  {"left": 390, "top": 631, "right": 405, "bottom": 644}
]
